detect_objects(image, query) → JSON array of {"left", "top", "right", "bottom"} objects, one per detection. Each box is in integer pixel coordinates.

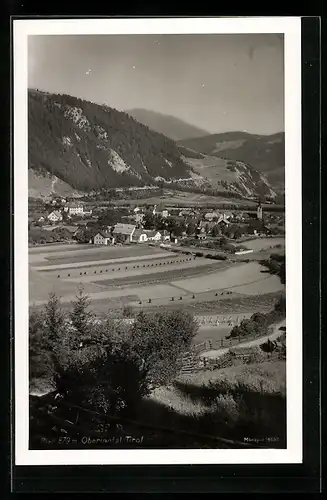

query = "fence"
[
  {"left": 179, "top": 330, "right": 273, "bottom": 374},
  {"left": 194, "top": 315, "right": 248, "bottom": 327}
]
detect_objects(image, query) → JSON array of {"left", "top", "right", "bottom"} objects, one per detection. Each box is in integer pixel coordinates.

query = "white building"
[
  {"left": 64, "top": 202, "right": 84, "bottom": 216},
  {"left": 93, "top": 231, "right": 115, "bottom": 245},
  {"left": 160, "top": 209, "right": 169, "bottom": 218},
  {"left": 132, "top": 229, "right": 148, "bottom": 243},
  {"left": 144, "top": 230, "right": 162, "bottom": 242},
  {"left": 47, "top": 210, "right": 63, "bottom": 222},
  {"left": 113, "top": 223, "right": 136, "bottom": 242}
]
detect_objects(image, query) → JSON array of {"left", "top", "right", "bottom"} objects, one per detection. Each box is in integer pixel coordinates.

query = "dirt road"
[{"left": 199, "top": 319, "right": 286, "bottom": 358}]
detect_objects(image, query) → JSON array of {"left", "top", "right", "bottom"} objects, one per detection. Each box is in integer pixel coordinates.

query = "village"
[{"left": 28, "top": 195, "right": 285, "bottom": 249}]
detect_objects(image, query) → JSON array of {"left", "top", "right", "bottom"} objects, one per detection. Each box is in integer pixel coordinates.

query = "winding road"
[{"left": 199, "top": 319, "right": 286, "bottom": 359}]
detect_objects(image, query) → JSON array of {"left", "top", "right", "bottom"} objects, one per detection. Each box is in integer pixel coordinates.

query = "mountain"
[
  {"left": 126, "top": 109, "right": 209, "bottom": 141},
  {"left": 28, "top": 90, "right": 194, "bottom": 192},
  {"left": 28, "top": 89, "right": 277, "bottom": 200},
  {"left": 179, "top": 131, "right": 285, "bottom": 189},
  {"left": 28, "top": 169, "right": 82, "bottom": 199},
  {"left": 180, "top": 148, "right": 277, "bottom": 200}
]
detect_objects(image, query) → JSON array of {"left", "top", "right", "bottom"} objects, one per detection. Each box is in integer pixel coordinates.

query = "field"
[
  {"left": 241, "top": 237, "right": 285, "bottom": 251},
  {"left": 111, "top": 189, "right": 257, "bottom": 207},
  {"left": 29, "top": 242, "right": 285, "bottom": 346}
]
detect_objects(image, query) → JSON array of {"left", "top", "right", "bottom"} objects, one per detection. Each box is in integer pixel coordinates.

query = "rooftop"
[{"left": 113, "top": 223, "right": 136, "bottom": 235}]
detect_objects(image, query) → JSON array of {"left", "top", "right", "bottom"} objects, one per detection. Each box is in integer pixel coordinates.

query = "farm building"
[
  {"left": 92, "top": 231, "right": 115, "bottom": 245},
  {"left": 113, "top": 223, "right": 136, "bottom": 242},
  {"left": 47, "top": 210, "right": 63, "bottom": 222},
  {"left": 204, "top": 212, "right": 218, "bottom": 221},
  {"left": 217, "top": 214, "right": 230, "bottom": 225},
  {"left": 144, "top": 230, "right": 162, "bottom": 242},
  {"left": 132, "top": 229, "right": 148, "bottom": 243}
]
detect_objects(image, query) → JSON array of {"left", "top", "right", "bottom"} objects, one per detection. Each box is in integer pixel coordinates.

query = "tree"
[
  {"left": 186, "top": 221, "right": 196, "bottom": 236},
  {"left": 29, "top": 309, "right": 54, "bottom": 380},
  {"left": 143, "top": 211, "right": 156, "bottom": 229},
  {"left": 69, "top": 286, "right": 94, "bottom": 342},
  {"left": 275, "top": 295, "right": 286, "bottom": 314},
  {"left": 44, "top": 292, "right": 66, "bottom": 348},
  {"left": 128, "top": 310, "right": 198, "bottom": 388},
  {"left": 211, "top": 225, "right": 220, "bottom": 238}
]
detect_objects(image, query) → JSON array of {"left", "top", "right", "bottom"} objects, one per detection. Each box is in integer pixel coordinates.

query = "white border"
[{"left": 14, "top": 17, "right": 302, "bottom": 466}]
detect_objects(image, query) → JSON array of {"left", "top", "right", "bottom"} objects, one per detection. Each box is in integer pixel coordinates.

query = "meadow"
[{"left": 29, "top": 242, "right": 285, "bottom": 353}]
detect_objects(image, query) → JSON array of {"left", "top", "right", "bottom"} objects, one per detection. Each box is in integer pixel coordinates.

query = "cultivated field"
[
  {"left": 241, "top": 237, "right": 285, "bottom": 251},
  {"left": 29, "top": 243, "right": 285, "bottom": 325},
  {"left": 112, "top": 189, "right": 257, "bottom": 207}
]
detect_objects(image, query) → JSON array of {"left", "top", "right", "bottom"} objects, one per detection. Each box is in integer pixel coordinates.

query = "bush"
[
  {"left": 210, "top": 254, "right": 228, "bottom": 261},
  {"left": 30, "top": 293, "right": 199, "bottom": 418}
]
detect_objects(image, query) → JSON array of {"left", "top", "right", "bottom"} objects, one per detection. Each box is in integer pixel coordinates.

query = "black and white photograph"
[{"left": 14, "top": 18, "right": 302, "bottom": 465}]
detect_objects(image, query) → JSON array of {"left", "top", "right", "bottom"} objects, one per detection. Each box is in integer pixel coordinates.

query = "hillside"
[
  {"left": 126, "top": 109, "right": 209, "bottom": 141},
  {"left": 28, "top": 90, "right": 192, "bottom": 192},
  {"left": 28, "top": 169, "right": 82, "bottom": 199},
  {"left": 28, "top": 90, "right": 277, "bottom": 200},
  {"left": 181, "top": 150, "right": 276, "bottom": 200},
  {"left": 179, "top": 132, "right": 285, "bottom": 189}
]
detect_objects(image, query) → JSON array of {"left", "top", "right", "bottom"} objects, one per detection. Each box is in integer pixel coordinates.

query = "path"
[{"left": 199, "top": 319, "right": 286, "bottom": 359}]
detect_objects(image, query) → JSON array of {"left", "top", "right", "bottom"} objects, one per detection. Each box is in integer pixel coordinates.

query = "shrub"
[{"left": 30, "top": 294, "right": 199, "bottom": 419}]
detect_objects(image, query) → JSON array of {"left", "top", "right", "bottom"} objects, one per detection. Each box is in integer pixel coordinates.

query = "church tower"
[{"left": 257, "top": 201, "right": 263, "bottom": 220}]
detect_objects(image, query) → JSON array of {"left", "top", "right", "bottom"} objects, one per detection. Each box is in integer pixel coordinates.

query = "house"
[
  {"left": 217, "top": 214, "right": 230, "bottom": 226},
  {"left": 160, "top": 230, "right": 171, "bottom": 241},
  {"left": 135, "top": 212, "right": 145, "bottom": 224},
  {"left": 204, "top": 212, "right": 218, "bottom": 221},
  {"left": 132, "top": 229, "right": 148, "bottom": 243},
  {"left": 64, "top": 202, "right": 84, "bottom": 216},
  {"left": 93, "top": 231, "right": 115, "bottom": 245},
  {"left": 144, "top": 230, "right": 162, "bottom": 242},
  {"left": 133, "top": 206, "right": 140, "bottom": 213},
  {"left": 195, "top": 226, "right": 207, "bottom": 240},
  {"left": 158, "top": 209, "right": 169, "bottom": 218},
  {"left": 62, "top": 225, "right": 79, "bottom": 236},
  {"left": 38, "top": 216, "right": 45, "bottom": 222},
  {"left": 83, "top": 208, "right": 93, "bottom": 216},
  {"left": 197, "top": 228, "right": 207, "bottom": 240},
  {"left": 113, "top": 223, "right": 136, "bottom": 243},
  {"left": 47, "top": 210, "right": 63, "bottom": 222}
]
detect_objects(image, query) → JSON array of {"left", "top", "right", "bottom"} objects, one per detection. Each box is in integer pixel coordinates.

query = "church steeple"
[{"left": 257, "top": 201, "right": 263, "bottom": 220}]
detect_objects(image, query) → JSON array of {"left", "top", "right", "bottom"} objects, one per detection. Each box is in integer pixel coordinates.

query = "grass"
[
  {"left": 141, "top": 360, "right": 286, "bottom": 447},
  {"left": 143, "top": 291, "right": 283, "bottom": 315}
]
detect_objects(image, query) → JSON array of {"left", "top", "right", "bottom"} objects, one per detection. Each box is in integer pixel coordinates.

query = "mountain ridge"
[
  {"left": 178, "top": 131, "right": 285, "bottom": 189},
  {"left": 126, "top": 108, "right": 209, "bottom": 141},
  {"left": 28, "top": 89, "right": 277, "bottom": 201}
]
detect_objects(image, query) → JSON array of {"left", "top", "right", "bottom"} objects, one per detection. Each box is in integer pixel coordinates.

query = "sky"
[{"left": 28, "top": 34, "right": 284, "bottom": 135}]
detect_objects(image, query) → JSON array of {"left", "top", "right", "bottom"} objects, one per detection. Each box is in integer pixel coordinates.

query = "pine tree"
[
  {"left": 44, "top": 292, "right": 66, "bottom": 347},
  {"left": 69, "top": 286, "right": 94, "bottom": 341}
]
